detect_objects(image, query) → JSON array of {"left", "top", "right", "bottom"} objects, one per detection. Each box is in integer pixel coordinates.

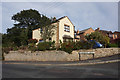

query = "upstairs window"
[{"left": 64, "top": 25, "right": 70, "bottom": 32}]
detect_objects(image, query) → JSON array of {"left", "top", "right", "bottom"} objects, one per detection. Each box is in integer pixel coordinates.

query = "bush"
[
  {"left": 37, "top": 42, "right": 51, "bottom": 51},
  {"left": 74, "top": 41, "right": 83, "bottom": 50},
  {"left": 28, "top": 43, "right": 37, "bottom": 52},
  {"left": 29, "top": 47, "right": 37, "bottom": 52},
  {"left": 28, "top": 39, "right": 38, "bottom": 44},
  {"left": 13, "top": 46, "right": 18, "bottom": 51},
  {"left": 19, "top": 46, "right": 28, "bottom": 50},
  {"left": 61, "top": 42, "right": 73, "bottom": 54},
  {"left": 2, "top": 47, "right": 12, "bottom": 54},
  {"left": 74, "top": 41, "right": 91, "bottom": 49},
  {"left": 107, "top": 43, "right": 118, "bottom": 48}
]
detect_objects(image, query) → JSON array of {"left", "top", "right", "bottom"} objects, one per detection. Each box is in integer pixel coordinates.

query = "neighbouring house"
[
  {"left": 74, "top": 30, "right": 80, "bottom": 42},
  {"left": 32, "top": 16, "right": 75, "bottom": 45},
  {"left": 111, "top": 31, "right": 120, "bottom": 44},
  {"left": 75, "top": 27, "right": 95, "bottom": 41},
  {"left": 114, "top": 31, "right": 120, "bottom": 39},
  {"left": 95, "top": 28, "right": 118, "bottom": 43}
]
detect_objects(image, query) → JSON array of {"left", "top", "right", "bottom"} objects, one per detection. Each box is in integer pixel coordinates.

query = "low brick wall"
[{"left": 4, "top": 48, "right": 119, "bottom": 61}]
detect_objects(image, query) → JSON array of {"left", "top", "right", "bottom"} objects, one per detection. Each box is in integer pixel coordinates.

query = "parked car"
[
  {"left": 89, "top": 40, "right": 103, "bottom": 48},
  {"left": 39, "top": 40, "right": 44, "bottom": 43}
]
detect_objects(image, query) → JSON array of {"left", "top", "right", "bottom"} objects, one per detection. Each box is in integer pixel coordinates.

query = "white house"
[{"left": 32, "top": 16, "right": 75, "bottom": 45}]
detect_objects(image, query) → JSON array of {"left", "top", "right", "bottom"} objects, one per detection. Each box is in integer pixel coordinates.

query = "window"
[
  {"left": 64, "top": 25, "right": 70, "bottom": 32},
  {"left": 40, "top": 28, "right": 43, "bottom": 33},
  {"left": 63, "top": 38, "right": 73, "bottom": 42},
  {"left": 49, "top": 38, "right": 52, "bottom": 41}
]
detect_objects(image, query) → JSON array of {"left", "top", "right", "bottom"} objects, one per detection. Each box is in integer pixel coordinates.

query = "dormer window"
[{"left": 64, "top": 24, "right": 70, "bottom": 32}]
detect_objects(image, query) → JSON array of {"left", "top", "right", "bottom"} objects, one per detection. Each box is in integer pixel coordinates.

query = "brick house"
[
  {"left": 95, "top": 28, "right": 118, "bottom": 43},
  {"left": 32, "top": 16, "right": 75, "bottom": 45},
  {"left": 114, "top": 31, "right": 120, "bottom": 39},
  {"left": 74, "top": 30, "right": 80, "bottom": 41},
  {"left": 75, "top": 27, "right": 95, "bottom": 41},
  {"left": 111, "top": 31, "right": 120, "bottom": 44}
]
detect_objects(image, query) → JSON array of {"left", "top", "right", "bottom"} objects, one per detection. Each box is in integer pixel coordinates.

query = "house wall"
[
  {"left": 80, "top": 28, "right": 95, "bottom": 41},
  {"left": 32, "top": 17, "right": 74, "bottom": 44},
  {"left": 32, "top": 23, "right": 57, "bottom": 44},
  {"left": 51, "top": 23, "right": 57, "bottom": 42},
  {"left": 32, "top": 28, "right": 41, "bottom": 42},
  {"left": 84, "top": 28, "right": 95, "bottom": 36},
  {"left": 58, "top": 17, "right": 74, "bottom": 42}
]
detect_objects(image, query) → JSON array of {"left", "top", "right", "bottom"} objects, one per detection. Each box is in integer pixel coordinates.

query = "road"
[{"left": 2, "top": 54, "right": 120, "bottom": 78}]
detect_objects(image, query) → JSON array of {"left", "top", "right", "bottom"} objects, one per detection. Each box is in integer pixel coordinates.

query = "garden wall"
[{"left": 4, "top": 48, "right": 119, "bottom": 61}]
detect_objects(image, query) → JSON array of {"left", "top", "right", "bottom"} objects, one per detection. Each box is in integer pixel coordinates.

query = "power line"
[{"left": 44, "top": 0, "right": 65, "bottom": 14}]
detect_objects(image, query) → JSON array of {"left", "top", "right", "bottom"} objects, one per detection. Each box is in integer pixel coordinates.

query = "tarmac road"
[{"left": 2, "top": 54, "right": 120, "bottom": 78}]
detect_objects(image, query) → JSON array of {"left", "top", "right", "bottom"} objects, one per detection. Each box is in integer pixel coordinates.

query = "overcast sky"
[{"left": 1, "top": 1, "right": 118, "bottom": 33}]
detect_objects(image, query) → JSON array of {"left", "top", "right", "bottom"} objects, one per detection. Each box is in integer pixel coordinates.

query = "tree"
[
  {"left": 85, "top": 31, "right": 110, "bottom": 48},
  {"left": 3, "top": 9, "right": 54, "bottom": 48},
  {"left": 7, "top": 27, "right": 28, "bottom": 46},
  {"left": 40, "top": 25, "right": 56, "bottom": 42},
  {"left": 12, "top": 9, "right": 51, "bottom": 39}
]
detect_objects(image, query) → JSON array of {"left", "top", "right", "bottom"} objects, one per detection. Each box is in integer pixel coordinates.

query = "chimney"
[
  {"left": 95, "top": 27, "right": 100, "bottom": 31},
  {"left": 77, "top": 30, "right": 79, "bottom": 34},
  {"left": 53, "top": 17, "right": 56, "bottom": 21}
]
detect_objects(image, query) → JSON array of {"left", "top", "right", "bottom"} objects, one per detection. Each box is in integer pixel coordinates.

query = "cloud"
[
  {"left": 61, "top": 2, "right": 118, "bottom": 31},
  {"left": 2, "top": 2, "right": 118, "bottom": 33},
  {"left": 1, "top": 0, "right": 119, "bottom": 2}
]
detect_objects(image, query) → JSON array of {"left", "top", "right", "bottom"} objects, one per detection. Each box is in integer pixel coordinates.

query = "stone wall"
[
  {"left": 76, "top": 48, "right": 119, "bottom": 60},
  {"left": 4, "top": 48, "right": 119, "bottom": 61}
]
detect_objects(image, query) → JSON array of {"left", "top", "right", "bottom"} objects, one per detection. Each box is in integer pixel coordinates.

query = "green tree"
[
  {"left": 85, "top": 31, "right": 110, "bottom": 48},
  {"left": 40, "top": 25, "right": 56, "bottom": 42},
  {"left": 12, "top": 9, "right": 51, "bottom": 39},
  {"left": 7, "top": 27, "right": 28, "bottom": 46},
  {"left": 3, "top": 9, "right": 53, "bottom": 48}
]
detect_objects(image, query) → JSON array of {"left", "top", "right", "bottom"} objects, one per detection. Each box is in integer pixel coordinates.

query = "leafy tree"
[
  {"left": 85, "top": 31, "right": 110, "bottom": 48},
  {"left": 40, "top": 25, "right": 56, "bottom": 42},
  {"left": 12, "top": 9, "right": 51, "bottom": 39},
  {"left": 3, "top": 9, "right": 54, "bottom": 48},
  {"left": 7, "top": 27, "right": 28, "bottom": 46},
  {"left": 0, "top": 33, "right": 2, "bottom": 45}
]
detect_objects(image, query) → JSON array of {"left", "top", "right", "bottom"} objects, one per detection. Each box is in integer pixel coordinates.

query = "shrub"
[
  {"left": 28, "top": 43, "right": 37, "bottom": 52},
  {"left": 107, "top": 43, "right": 118, "bottom": 48},
  {"left": 28, "top": 39, "right": 38, "bottom": 44},
  {"left": 2, "top": 47, "right": 11, "bottom": 54},
  {"left": 74, "top": 41, "right": 83, "bottom": 50},
  {"left": 61, "top": 42, "right": 73, "bottom": 54},
  {"left": 29, "top": 46, "right": 37, "bottom": 52},
  {"left": 19, "top": 45, "right": 28, "bottom": 50},
  {"left": 13, "top": 46, "right": 18, "bottom": 51},
  {"left": 74, "top": 41, "right": 91, "bottom": 49},
  {"left": 50, "top": 41, "right": 56, "bottom": 50},
  {"left": 37, "top": 42, "right": 51, "bottom": 51}
]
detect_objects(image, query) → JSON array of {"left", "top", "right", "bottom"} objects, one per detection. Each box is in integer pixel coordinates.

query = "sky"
[{"left": 1, "top": 0, "right": 119, "bottom": 33}]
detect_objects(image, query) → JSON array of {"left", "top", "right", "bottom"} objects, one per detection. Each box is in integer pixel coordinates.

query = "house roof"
[
  {"left": 52, "top": 16, "right": 74, "bottom": 26},
  {"left": 114, "top": 31, "right": 120, "bottom": 34},
  {"left": 63, "top": 35, "right": 73, "bottom": 39},
  {"left": 95, "top": 28, "right": 113, "bottom": 34},
  {"left": 99, "top": 30, "right": 112, "bottom": 34},
  {"left": 33, "top": 16, "right": 74, "bottom": 31},
  {"left": 79, "top": 27, "right": 94, "bottom": 34}
]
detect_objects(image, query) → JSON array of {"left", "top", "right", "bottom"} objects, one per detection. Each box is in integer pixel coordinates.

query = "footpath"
[{"left": 2, "top": 54, "right": 120, "bottom": 66}]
